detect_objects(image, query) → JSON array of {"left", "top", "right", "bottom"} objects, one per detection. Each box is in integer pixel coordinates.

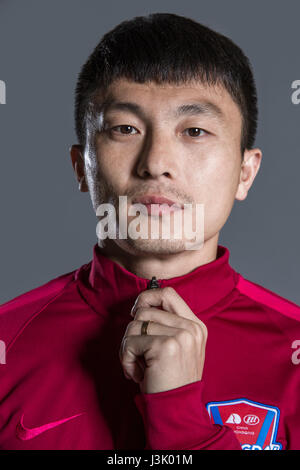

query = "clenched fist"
[{"left": 119, "top": 286, "right": 208, "bottom": 394}]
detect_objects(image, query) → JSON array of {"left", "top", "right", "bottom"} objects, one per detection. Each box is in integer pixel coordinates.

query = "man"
[{"left": 0, "top": 12, "right": 299, "bottom": 451}]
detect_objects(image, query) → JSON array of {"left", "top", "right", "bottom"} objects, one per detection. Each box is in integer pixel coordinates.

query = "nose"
[{"left": 135, "top": 128, "right": 179, "bottom": 180}]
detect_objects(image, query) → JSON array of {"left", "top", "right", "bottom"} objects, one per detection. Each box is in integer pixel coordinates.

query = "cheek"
[
  {"left": 95, "top": 149, "right": 134, "bottom": 197},
  {"left": 190, "top": 152, "right": 241, "bottom": 231},
  {"left": 96, "top": 136, "right": 136, "bottom": 171},
  {"left": 193, "top": 152, "right": 238, "bottom": 196},
  {"left": 211, "top": 162, "right": 239, "bottom": 199}
]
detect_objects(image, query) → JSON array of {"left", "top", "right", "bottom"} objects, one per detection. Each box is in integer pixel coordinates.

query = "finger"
[
  {"left": 120, "top": 334, "right": 166, "bottom": 383},
  {"left": 125, "top": 319, "right": 181, "bottom": 337},
  {"left": 132, "top": 307, "right": 207, "bottom": 352},
  {"left": 132, "top": 286, "right": 201, "bottom": 323},
  {"left": 131, "top": 306, "right": 196, "bottom": 332}
]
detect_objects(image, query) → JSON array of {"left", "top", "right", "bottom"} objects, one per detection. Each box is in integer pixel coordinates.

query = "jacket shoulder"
[
  {"left": 236, "top": 274, "right": 300, "bottom": 321},
  {"left": 0, "top": 270, "right": 76, "bottom": 347}
]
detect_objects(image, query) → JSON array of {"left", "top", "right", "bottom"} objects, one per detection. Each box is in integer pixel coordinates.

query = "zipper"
[{"left": 147, "top": 276, "right": 160, "bottom": 289}]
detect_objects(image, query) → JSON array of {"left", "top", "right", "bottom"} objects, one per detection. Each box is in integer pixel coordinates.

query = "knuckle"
[
  {"left": 125, "top": 320, "right": 136, "bottom": 335},
  {"left": 147, "top": 338, "right": 159, "bottom": 357},
  {"left": 137, "top": 291, "right": 147, "bottom": 303},
  {"left": 119, "top": 339, "right": 126, "bottom": 362},
  {"left": 200, "top": 322, "right": 208, "bottom": 341},
  {"left": 163, "top": 337, "right": 179, "bottom": 356},
  {"left": 121, "top": 335, "right": 130, "bottom": 351},
  {"left": 120, "top": 345, "right": 130, "bottom": 366},
  {"left": 192, "top": 320, "right": 208, "bottom": 342},
  {"left": 192, "top": 322, "right": 204, "bottom": 340},
  {"left": 134, "top": 307, "right": 147, "bottom": 321},
  {"left": 177, "top": 329, "right": 194, "bottom": 348},
  {"left": 190, "top": 321, "right": 199, "bottom": 335},
  {"left": 162, "top": 286, "right": 174, "bottom": 297}
]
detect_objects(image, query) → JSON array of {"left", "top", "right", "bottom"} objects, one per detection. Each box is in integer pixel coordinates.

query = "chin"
[{"left": 115, "top": 237, "right": 187, "bottom": 256}]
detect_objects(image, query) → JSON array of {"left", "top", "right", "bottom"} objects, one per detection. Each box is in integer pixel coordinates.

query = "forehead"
[{"left": 94, "top": 78, "right": 242, "bottom": 127}]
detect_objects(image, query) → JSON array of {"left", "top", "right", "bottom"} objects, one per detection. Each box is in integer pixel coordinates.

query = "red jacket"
[{"left": 0, "top": 243, "right": 300, "bottom": 450}]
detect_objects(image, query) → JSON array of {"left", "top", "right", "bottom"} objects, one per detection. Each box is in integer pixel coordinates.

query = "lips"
[
  {"left": 131, "top": 195, "right": 183, "bottom": 216},
  {"left": 132, "top": 195, "right": 183, "bottom": 209}
]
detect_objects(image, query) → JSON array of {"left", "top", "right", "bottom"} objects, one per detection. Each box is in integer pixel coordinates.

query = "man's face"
[{"left": 80, "top": 78, "right": 256, "bottom": 255}]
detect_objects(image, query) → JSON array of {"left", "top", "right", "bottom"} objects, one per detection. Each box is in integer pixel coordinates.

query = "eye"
[
  {"left": 183, "top": 127, "right": 207, "bottom": 138},
  {"left": 111, "top": 125, "right": 138, "bottom": 135}
]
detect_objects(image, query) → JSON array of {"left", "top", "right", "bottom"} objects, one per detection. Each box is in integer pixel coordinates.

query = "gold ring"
[{"left": 141, "top": 320, "right": 151, "bottom": 335}]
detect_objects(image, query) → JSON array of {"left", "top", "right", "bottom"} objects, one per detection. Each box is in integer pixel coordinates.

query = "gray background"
[{"left": 0, "top": 0, "right": 299, "bottom": 305}]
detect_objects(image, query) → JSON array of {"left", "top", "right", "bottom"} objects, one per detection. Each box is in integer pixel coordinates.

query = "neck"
[{"left": 97, "top": 234, "right": 219, "bottom": 280}]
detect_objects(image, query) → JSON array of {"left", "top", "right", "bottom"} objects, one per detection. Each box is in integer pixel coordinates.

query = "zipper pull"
[{"left": 147, "top": 276, "right": 160, "bottom": 289}]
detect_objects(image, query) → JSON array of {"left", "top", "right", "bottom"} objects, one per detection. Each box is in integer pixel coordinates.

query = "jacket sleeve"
[{"left": 134, "top": 380, "right": 242, "bottom": 450}]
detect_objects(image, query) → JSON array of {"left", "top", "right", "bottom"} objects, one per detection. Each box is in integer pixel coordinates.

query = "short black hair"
[{"left": 74, "top": 12, "right": 258, "bottom": 155}]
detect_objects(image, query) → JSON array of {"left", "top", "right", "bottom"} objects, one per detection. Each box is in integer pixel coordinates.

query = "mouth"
[{"left": 131, "top": 194, "right": 184, "bottom": 216}]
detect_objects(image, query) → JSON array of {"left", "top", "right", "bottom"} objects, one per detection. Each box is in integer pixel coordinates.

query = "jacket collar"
[{"left": 75, "top": 243, "right": 239, "bottom": 320}]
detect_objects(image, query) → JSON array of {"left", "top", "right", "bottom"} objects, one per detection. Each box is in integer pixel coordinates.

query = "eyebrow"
[{"left": 98, "top": 99, "right": 225, "bottom": 123}]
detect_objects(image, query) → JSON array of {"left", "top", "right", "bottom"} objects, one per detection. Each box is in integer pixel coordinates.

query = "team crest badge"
[{"left": 206, "top": 398, "right": 282, "bottom": 450}]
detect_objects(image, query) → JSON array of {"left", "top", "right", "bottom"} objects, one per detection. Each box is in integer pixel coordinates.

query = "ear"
[
  {"left": 235, "top": 148, "right": 262, "bottom": 201},
  {"left": 70, "top": 144, "right": 89, "bottom": 192}
]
